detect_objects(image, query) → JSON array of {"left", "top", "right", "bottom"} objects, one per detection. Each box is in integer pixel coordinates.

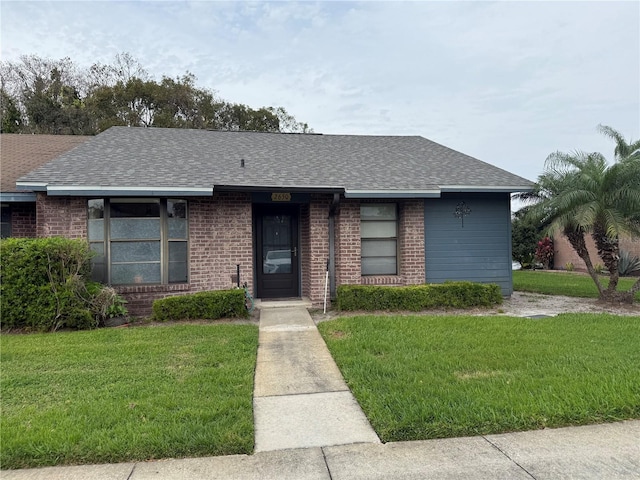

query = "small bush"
[
  {"left": 1, "top": 238, "right": 96, "bottom": 331},
  {"left": 594, "top": 263, "right": 606, "bottom": 274},
  {"left": 565, "top": 262, "right": 575, "bottom": 272},
  {"left": 336, "top": 282, "right": 502, "bottom": 311},
  {"left": 152, "top": 289, "right": 247, "bottom": 321},
  {"left": 535, "top": 236, "right": 554, "bottom": 269},
  {"left": 618, "top": 250, "right": 640, "bottom": 277}
]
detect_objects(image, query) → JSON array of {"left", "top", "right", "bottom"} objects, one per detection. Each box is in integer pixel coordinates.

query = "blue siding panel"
[{"left": 424, "top": 193, "right": 513, "bottom": 295}]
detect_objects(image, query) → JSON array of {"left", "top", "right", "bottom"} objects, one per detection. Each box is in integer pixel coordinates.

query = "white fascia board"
[
  {"left": 345, "top": 189, "right": 441, "bottom": 199},
  {"left": 45, "top": 185, "right": 214, "bottom": 197},
  {"left": 16, "top": 181, "right": 48, "bottom": 191},
  {"left": 440, "top": 185, "right": 534, "bottom": 193}
]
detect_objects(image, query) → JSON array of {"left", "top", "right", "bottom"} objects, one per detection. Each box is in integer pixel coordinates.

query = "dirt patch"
[{"left": 311, "top": 292, "right": 639, "bottom": 323}]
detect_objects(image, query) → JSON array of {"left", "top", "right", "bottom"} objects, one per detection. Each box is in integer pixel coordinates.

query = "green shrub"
[
  {"left": 1, "top": 238, "right": 95, "bottom": 331},
  {"left": 336, "top": 282, "right": 502, "bottom": 311},
  {"left": 618, "top": 250, "right": 640, "bottom": 276},
  {"left": 152, "top": 289, "right": 247, "bottom": 321}
]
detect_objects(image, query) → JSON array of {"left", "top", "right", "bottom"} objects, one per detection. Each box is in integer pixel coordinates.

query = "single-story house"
[
  {"left": 1, "top": 134, "right": 91, "bottom": 238},
  {"left": 14, "top": 126, "right": 534, "bottom": 315}
]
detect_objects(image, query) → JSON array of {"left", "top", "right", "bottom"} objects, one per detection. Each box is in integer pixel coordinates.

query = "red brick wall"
[
  {"left": 335, "top": 199, "right": 361, "bottom": 286},
  {"left": 11, "top": 203, "right": 37, "bottom": 237},
  {"left": 308, "top": 195, "right": 330, "bottom": 305},
  {"left": 36, "top": 193, "right": 87, "bottom": 238},
  {"left": 399, "top": 200, "right": 426, "bottom": 284},
  {"left": 188, "top": 193, "right": 253, "bottom": 292}
]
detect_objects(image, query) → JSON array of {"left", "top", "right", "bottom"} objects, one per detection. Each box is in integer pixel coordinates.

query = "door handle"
[{"left": 291, "top": 247, "right": 297, "bottom": 257}]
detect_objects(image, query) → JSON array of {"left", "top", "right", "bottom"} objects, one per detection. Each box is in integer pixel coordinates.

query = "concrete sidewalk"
[
  {"left": 3, "top": 305, "right": 639, "bottom": 479},
  {"left": 3, "top": 421, "right": 639, "bottom": 479}
]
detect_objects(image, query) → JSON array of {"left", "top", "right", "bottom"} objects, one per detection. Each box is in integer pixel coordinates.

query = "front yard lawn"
[
  {"left": 319, "top": 314, "right": 640, "bottom": 443},
  {"left": 0, "top": 324, "right": 258, "bottom": 470},
  {"left": 513, "top": 270, "right": 640, "bottom": 301}
]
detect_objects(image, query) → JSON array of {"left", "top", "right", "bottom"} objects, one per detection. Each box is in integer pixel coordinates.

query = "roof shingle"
[
  {"left": 1, "top": 134, "right": 91, "bottom": 192},
  {"left": 17, "top": 127, "right": 533, "bottom": 194}
]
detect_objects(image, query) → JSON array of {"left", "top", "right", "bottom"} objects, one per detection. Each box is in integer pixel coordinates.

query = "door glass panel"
[{"left": 262, "top": 215, "right": 292, "bottom": 274}]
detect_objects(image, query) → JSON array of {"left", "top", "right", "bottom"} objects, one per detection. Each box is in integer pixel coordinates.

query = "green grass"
[
  {"left": 1, "top": 324, "right": 259, "bottom": 470},
  {"left": 319, "top": 314, "right": 640, "bottom": 442},
  {"left": 513, "top": 270, "right": 640, "bottom": 301}
]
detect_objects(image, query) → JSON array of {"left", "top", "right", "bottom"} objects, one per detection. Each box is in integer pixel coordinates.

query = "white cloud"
[{"left": 1, "top": 0, "right": 638, "bottom": 186}]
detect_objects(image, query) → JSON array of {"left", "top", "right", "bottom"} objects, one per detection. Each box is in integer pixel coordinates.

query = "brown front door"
[{"left": 255, "top": 205, "right": 299, "bottom": 298}]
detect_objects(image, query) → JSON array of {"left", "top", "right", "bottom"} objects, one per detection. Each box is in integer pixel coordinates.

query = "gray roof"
[{"left": 17, "top": 126, "right": 533, "bottom": 197}]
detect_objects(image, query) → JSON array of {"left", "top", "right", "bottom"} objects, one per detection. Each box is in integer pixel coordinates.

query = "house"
[
  {"left": 15, "top": 126, "right": 534, "bottom": 315},
  {"left": 554, "top": 235, "right": 640, "bottom": 271},
  {"left": 0, "top": 134, "right": 91, "bottom": 238}
]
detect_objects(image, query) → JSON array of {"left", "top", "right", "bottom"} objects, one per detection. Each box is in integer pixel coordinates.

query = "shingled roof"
[
  {"left": 1, "top": 134, "right": 91, "bottom": 200},
  {"left": 17, "top": 126, "right": 533, "bottom": 197}
]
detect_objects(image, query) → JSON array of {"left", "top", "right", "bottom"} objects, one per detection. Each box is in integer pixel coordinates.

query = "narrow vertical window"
[
  {"left": 361, "top": 203, "right": 398, "bottom": 275},
  {"left": 88, "top": 199, "right": 106, "bottom": 282},
  {"left": 167, "top": 199, "right": 188, "bottom": 283}
]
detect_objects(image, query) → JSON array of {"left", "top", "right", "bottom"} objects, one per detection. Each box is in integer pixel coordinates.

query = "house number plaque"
[{"left": 271, "top": 192, "right": 292, "bottom": 202}]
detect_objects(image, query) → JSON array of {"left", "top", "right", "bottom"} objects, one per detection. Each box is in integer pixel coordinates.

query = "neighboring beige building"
[
  {"left": 554, "top": 234, "right": 640, "bottom": 271},
  {"left": 1, "top": 134, "right": 91, "bottom": 237}
]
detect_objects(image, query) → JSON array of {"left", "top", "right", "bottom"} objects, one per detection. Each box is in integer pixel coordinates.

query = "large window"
[
  {"left": 361, "top": 203, "right": 397, "bottom": 275},
  {"left": 88, "top": 199, "right": 188, "bottom": 285}
]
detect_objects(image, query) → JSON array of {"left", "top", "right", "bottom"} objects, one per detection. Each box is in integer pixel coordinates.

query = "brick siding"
[
  {"left": 308, "top": 195, "right": 331, "bottom": 306},
  {"left": 33, "top": 192, "right": 430, "bottom": 316},
  {"left": 36, "top": 193, "right": 87, "bottom": 239},
  {"left": 398, "top": 200, "right": 426, "bottom": 284},
  {"left": 10, "top": 204, "right": 37, "bottom": 237}
]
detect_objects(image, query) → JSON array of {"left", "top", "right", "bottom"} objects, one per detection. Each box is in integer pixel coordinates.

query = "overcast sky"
[{"left": 2, "top": 1, "right": 639, "bottom": 189}]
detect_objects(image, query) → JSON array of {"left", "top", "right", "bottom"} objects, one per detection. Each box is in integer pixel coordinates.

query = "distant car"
[
  {"left": 264, "top": 250, "right": 292, "bottom": 274},
  {"left": 512, "top": 261, "right": 522, "bottom": 270}
]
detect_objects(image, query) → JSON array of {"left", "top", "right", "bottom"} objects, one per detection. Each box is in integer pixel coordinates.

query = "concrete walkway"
[
  {"left": 253, "top": 306, "right": 380, "bottom": 451},
  {"left": 3, "top": 305, "right": 640, "bottom": 479},
  {"left": 3, "top": 421, "right": 639, "bottom": 479}
]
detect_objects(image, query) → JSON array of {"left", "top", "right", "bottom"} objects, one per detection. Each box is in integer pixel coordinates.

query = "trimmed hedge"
[
  {"left": 1, "top": 237, "right": 95, "bottom": 331},
  {"left": 152, "top": 289, "right": 248, "bottom": 321},
  {"left": 337, "top": 282, "right": 503, "bottom": 311}
]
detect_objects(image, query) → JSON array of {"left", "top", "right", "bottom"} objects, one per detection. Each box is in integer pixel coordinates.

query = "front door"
[{"left": 255, "top": 205, "right": 299, "bottom": 298}]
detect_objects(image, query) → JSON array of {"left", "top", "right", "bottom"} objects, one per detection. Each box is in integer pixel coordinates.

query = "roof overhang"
[
  {"left": 0, "top": 192, "right": 37, "bottom": 202},
  {"left": 440, "top": 185, "right": 534, "bottom": 193},
  {"left": 344, "top": 189, "right": 441, "bottom": 198},
  {"left": 214, "top": 184, "right": 345, "bottom": 194},
  {"left": 16, "top": 183, "right": 214, "bottom": 197},
  {"left": 15, "top": 182, "right": 534, "bottom": 198}
]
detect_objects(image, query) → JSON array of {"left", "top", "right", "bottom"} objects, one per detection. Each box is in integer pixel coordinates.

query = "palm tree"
[
  {"left": 597, "top": 124, "right": 640, "bottom": 161},
  {"left": 522, "top": 139, "right": 640, "bottom": 303}
]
